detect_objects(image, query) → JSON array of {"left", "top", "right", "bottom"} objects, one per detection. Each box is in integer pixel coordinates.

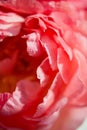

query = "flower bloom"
[{"left": 0, "top": 0, "right": 87, "bottom": 130}]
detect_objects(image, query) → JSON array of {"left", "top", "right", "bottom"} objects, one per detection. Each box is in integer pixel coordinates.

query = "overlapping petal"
[{"left": 0, "top": 11, "right": 24, "bottom": 41}]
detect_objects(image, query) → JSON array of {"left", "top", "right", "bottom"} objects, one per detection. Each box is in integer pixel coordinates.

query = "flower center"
[
  {"left": 0, "top": 36, "right": 41, "bottom": 93},
  {"left": 0, "top": 75, "right": 20, "bottom": 93},
  {"left": 0, "top": 35, "right": 47, "bottom": 94}
]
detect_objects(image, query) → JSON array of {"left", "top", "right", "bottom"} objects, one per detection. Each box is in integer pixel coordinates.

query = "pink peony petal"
[
  {"left": 37, "top": 57, "right": 56, "bottom": 86},
  {"left": 41, "top": 29, "right": 58, "bottom": 70},
  {"left": 0, "top": 92, "right": 11, "bottom": 110},
  {"left": 57, "top": 47, "right": 77, "bottom": 83},
  {"left": 34, "top": 72, "right": 68, "bottom": 118},
  {"left": 23, "top": 32, "right": 44, "bottom": 57},
  {"left": 63, "top": 30, "right": 87, "bottom": 57},
  {"left": 25, "top": 14, "right": 47, "bottom": 31},
  {"left": 74, "top": 49, "right": 87, "bottom": 87},
  {"left": 50, "top": 105, "right": 87, "bottom": 130},
  {"left": 0, "top": 0, "right": 44, "bottom": 14},
  {"left": 0, "top": 12, "right": 24, "bottom": 41},
  {"left": 0, "top": 0, "right": 59, "bottom": 15},
  {"left": 1, "top": 80, "right": 40, "bottom": 115},
  {"left": 0, "top": 12, "right": 24, "bottom": 23},
  {"left": 63, "top": 70, "right": 87, "bottom": 106}
]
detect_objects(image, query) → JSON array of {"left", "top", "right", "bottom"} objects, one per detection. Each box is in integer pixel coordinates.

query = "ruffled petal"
[
  {"left": 0, "top": 93, "right": 11, "bottom": 110},
  {"left": 57, "top": 47, "right": 77, "bottom": 83},
  {"left": 37, "top": 57, "right": 56, "bottom": 86},
  {"left": 50, "top": 105, "right": 87, "bottom": 130},
  {"left": 0, "top": 0, "right": 44, "bottom": 14},
  {"left": 34, "top": 73, "right": 67, "bottom": 118},
  {"left": 23, "top": 32, "right": 44, "bottom": 57},
  {"left": 41, "top": 28, "right": 58, "bottom": 70},
  {"left": 0, "top": 12, "right": 24, "bottom": 41},
  {"left": 74, "top": 49, "right": 87, "bottom": 87},
  {"left": 1, "top": 80, "right": 40, "bottom": 115}
]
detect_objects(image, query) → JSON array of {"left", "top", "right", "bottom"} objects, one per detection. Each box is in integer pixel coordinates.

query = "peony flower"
[{"left": 0, "top": 0, "right": 87, "bottom": 130}]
